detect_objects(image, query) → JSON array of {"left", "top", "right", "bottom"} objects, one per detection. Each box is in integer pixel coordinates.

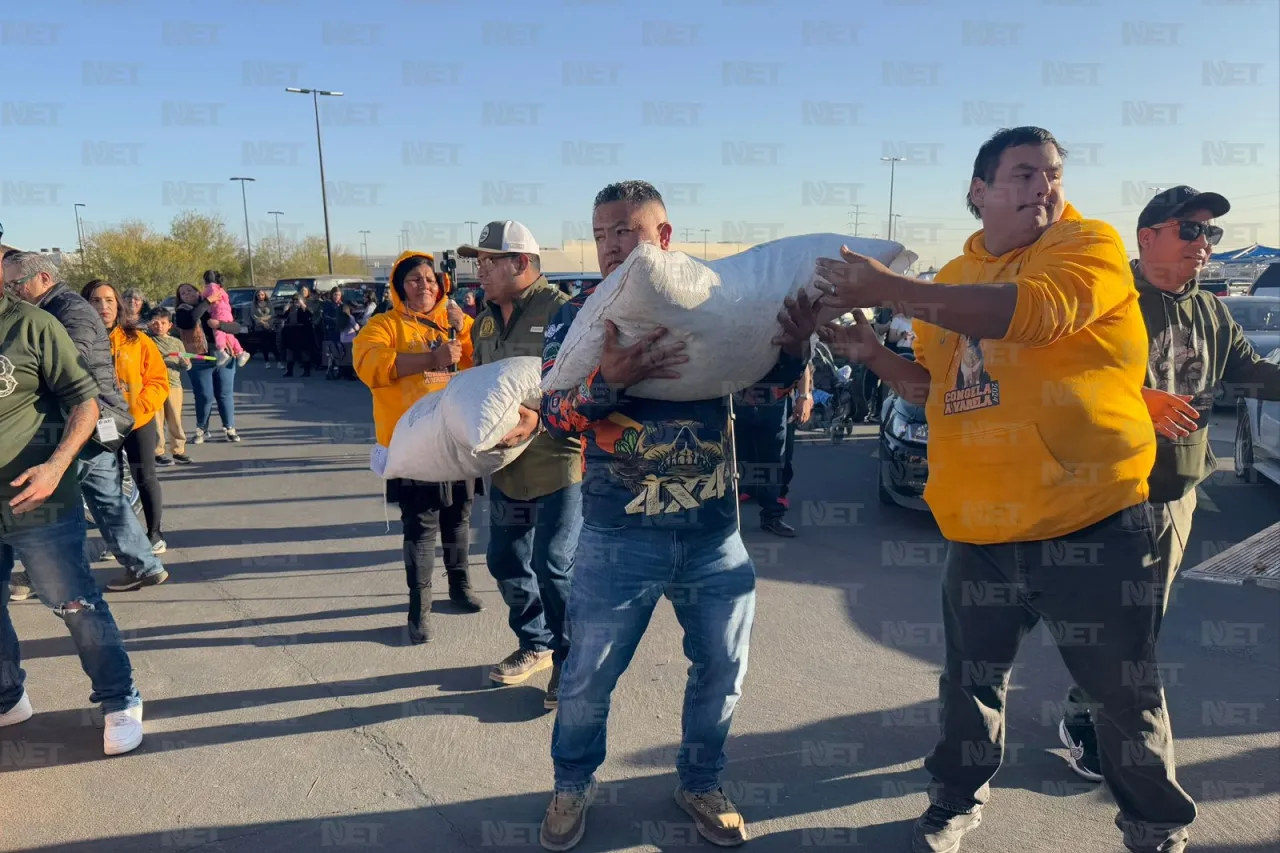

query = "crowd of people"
[{"left": 2, "top": 125, "right": 1279, "bottom": 853}]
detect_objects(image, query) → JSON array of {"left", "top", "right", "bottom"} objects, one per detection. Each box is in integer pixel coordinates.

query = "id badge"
[{"left": 95, "top": 417, "right": 120, "bottom": 444}]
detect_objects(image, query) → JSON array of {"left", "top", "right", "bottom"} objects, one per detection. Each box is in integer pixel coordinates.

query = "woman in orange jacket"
[
  {"left": 84, "top": 280, "right": 171, "bottom": 554},
  {"left": 353, "top": 252, "right": 483, "bottom": 644}
]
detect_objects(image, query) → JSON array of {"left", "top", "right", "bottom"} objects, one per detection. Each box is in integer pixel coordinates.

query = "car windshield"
[{"left": 1222, "top": 298, "right": 1280, "bottom": 332}]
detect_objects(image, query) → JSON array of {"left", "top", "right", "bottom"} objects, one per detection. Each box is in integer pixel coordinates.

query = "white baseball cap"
[{"left": 457, "top": 220, "right": 540, "bottom": 258}]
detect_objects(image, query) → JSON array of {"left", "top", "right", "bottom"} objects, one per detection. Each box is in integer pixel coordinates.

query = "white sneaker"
[
  {"left": 104, "top": 703, "right": 143, "bottom": 756},
  {"left": 265, "top": 360, "right": 274, "bottom": 369},
  {"left": 0, "top": 692, "right": 33, "bottom": 727},
  {"left": 224, "top": 428, "right": 241, "bottom": 443},
  {"left": 236, "top": 351, "right": 251, "bottom": 368},
  {"left": 192, "top": 428, "right": 206, "bottom": 445},
  {"left": 278, "top": 361, "right": 288, "bottom": 370},
  {"left": 214, "top": 350, "right": 231, "bottom": 368}
]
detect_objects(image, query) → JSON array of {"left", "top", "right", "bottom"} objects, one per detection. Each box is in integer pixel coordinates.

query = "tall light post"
[
  {"left": 880, "top": 156, "right": 905, "bottom": 241},
  {"left": 700, "top": 228, "right": 711, "bottom": 259},
  {"left": 463, "top": 220, "right": 478, "bottom": 245},
  {"left": 285, "top": 87, "right": 343, "bottom": 273},
  {"left": 889, "top": 213, "right": 904, "bottom": 241},
  {"left": 230, "top": 178, "right": 257, "bottom": 287},
  {"left": 268, "top": 210, "right": 284, "bottom": 264},
  {"left": 73, "top": 203, "right": 86, "bottom": 255}
]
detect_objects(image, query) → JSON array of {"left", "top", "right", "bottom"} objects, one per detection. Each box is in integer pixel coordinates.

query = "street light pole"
[
  {"left": 267, "top": 210, "right": 284, "bottom": 264},
  {"left": 231, "top": 178, "right": 257, "bottom": 287},
  {"left": 880, "top": 156, "right": 904, "bottom": 241},
  {"left": 463, "top": 221, "right": 478, "bottom": 245},
  {"left": 700, "top": 228, "right": 711, "bottom": 259},
  {"left": 73, "top": 203, "right": 86, "bottom": 255},
  {"left": 286, "top": 87, "right": 343, "bottom": 273}
]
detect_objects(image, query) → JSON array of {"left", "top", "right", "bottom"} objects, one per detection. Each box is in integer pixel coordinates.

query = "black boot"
[
  {"left": 302, "top": 364, "right": 312, "bottom": 377},
  {"left": 447, "top": 570, "right": 484, "bottom": 612},
  {"left": 283, "top": 361, "right": 294, "bottom": 377},
  {"left": 406, "top": 587, "right": 433, "bottom": 645}
]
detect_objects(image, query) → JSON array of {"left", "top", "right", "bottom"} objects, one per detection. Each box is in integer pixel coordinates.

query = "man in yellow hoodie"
[
  {"left": 354, "top": 251, "right": 485, "bottom": 644},
  {"left": 818, "top": 127, "right": 1194, "bottom": 853}
]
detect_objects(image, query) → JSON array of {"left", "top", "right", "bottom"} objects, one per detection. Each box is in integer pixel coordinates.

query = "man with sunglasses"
[{"left": 1058, "top": 185, "right": 1280, "bottom": 783}]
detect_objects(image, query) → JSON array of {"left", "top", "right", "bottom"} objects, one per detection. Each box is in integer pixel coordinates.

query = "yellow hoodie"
[
  {"left": 354, "top": 251, "right": 475, "bottom": 448},
  {"left": 109, "top": 325, "right": 170, "bottom": 430},
  {"left": 913, "top": 203, "right": 1155, "bottom": 544}
]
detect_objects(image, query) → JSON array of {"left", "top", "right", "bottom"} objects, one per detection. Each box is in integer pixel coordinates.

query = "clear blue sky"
[{"left": 2, "top": 0, "right": 1277, "bottom": 270}]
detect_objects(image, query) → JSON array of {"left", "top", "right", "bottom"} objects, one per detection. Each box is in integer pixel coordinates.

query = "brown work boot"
[
  {"left": 674, "top": 786, "right": 749, "bottom": 847},
  {"left": 490, "top": 648, "right": 553, "bottom": 685},
  {"left": 539, "top": 779, "right": 596, "bottom": 851}
]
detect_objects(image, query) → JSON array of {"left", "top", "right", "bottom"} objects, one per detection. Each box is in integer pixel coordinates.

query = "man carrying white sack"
[
  {"left": 459, "top": 221, "right": 581, "bottom": 708},
  {"left": 535, "top": 180, "right": 820, "bottom": 851},
  {"left": 817, "top": 127, "right": 1194, "bottom": 853}
]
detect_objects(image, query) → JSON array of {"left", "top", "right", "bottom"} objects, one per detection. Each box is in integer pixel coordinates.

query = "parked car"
[
  {"left": 877, "top": 352, "right": 929, "bottom": 509},
  {"left": 1247, "top": 263, "right": 1280, "bottom": 298},
  {"left": 1199, "top": 278, "right": 1230, "bottom": 298},
  {"left": 1213, "top": 296, "right": 1280, "bottom": 408},
  {"left": 1234, "top": 347, "right": 1280, "bottom": 487},
  {"left": 270, "top": 275, "right": 376, "bottom": 317}
]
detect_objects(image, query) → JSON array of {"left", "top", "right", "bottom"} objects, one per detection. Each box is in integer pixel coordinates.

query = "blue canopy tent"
[{"left": 1211, "top": 244, "right": 1280, "bottom": 262}]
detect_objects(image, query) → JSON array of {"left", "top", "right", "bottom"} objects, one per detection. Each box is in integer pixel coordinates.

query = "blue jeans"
[
  {"left": 78, "top": 447, "right": 164, "bottom": 578},
  {"left": 188, "top": 359, "right": 236, "bottom": 431},
  {"left": 487, "top": 483, "right": 583, "bottom": 666},
  {"left": 79, "top": 445, "right": 165, "bottom": 578},
  {"left": 0, "top": 512, "right": 141, "bottom": 714},
  {"left": 552, "top": 523, "right": 756, "bottom": 794}
]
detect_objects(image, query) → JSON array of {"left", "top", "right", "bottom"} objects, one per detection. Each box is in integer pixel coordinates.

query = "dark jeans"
[
  {"left": 0, "top": 512, "right": 142, "bottom": 714},
  {"left": 188, "top": 359, "right": 236, "bottom": 431},
  {"left": 78, "top": 446, "right": 164, "bottom": 578},
  {"left": 487, "top": 483, "right": 583, "bottom": 666},
  {"left": 253, "top": 329, "right": 278, "bottom": 360},
  {"left": 737, "top": 402, "right": 787, "bottom": 522},
  {"left": 923, "top": 503, "right": 1195, "bottom": 853},
  {"left": 122, "top": 419, "right": 162, "bottom": 541},
  {"left": 398, "top": 483, "right": 473, "bottom": 629},
  {"left": 780, "top": 402, "right": 797, "bottom": 500}
]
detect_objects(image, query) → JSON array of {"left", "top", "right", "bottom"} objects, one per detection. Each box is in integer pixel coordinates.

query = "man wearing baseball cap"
[
  {"left": 1058, "top": 186, "right": 1280, "bottom": 783},
  {"left": 460, "top": 221, "right": 583, "bottom": 708}
]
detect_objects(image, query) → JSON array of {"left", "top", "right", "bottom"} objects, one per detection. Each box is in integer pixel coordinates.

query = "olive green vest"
[{"left": 472, "top": 278, "right": 582, "bottom": 499}]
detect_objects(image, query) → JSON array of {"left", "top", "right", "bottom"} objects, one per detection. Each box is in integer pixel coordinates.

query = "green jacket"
[
  {"left": 1134, "top": 260, "right": 1280, "bottom": 502},
  {"left": 472, "top": 278, "right": 582, "bottom": 500},
  {"left": 0, "top": 292, "right": 100, "bottom": 533}
]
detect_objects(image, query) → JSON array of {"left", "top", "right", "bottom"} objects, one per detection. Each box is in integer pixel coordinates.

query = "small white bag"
[
  {"left": 372, "top": 357, "right": 543, "bottom": 482},
  {"left": 541, "top": 234, "right": 916, "bottom": 402}
]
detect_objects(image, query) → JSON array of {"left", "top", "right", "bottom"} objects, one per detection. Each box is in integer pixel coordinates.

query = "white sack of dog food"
[
  {"left": 371, "top": 357, "right": 543, "bottom": 482},
  {"left": 540, "top": 234, "right": 916, "bottom": 402}
]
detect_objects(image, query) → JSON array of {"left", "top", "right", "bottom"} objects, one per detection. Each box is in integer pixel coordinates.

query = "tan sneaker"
[
  {"left": 539, "top": 779, "right": 596, "bottom": 851},
  {"left": 674, "top": 786, "right": 749, "bottom": 847},
  {"left": 490, "top": 648, "right": 553, "bottom": 685}
]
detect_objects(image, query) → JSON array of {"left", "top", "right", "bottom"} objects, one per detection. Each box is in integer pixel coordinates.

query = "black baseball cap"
[{"left": 1137, "top": 185, "right": 1231, "bottom": 231}]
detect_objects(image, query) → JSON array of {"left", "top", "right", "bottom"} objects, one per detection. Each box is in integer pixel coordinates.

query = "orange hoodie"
[
  {"left": 912, "top": 203, "right": 1155, "bottom": 544},
  {"left": 353, "top": 251, "right": 475, "bottom": 447},
  {"left": 109, "top": 325, "right": 170, "bottom": 430}
]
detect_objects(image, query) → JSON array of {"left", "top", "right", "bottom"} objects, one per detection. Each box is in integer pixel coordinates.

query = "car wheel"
[{"left": 1234, "top": 401, "right": 1257, "bottom": 482}]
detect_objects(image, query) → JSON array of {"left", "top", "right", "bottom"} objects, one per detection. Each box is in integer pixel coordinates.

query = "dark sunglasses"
[{"left": 1150, "top": 220, "right": 1224, "bottom": 246}]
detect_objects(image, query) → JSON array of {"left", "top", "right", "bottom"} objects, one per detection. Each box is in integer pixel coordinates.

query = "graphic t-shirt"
[{"left": 541, "top": 285, "right": 804, "bottom": 531}]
